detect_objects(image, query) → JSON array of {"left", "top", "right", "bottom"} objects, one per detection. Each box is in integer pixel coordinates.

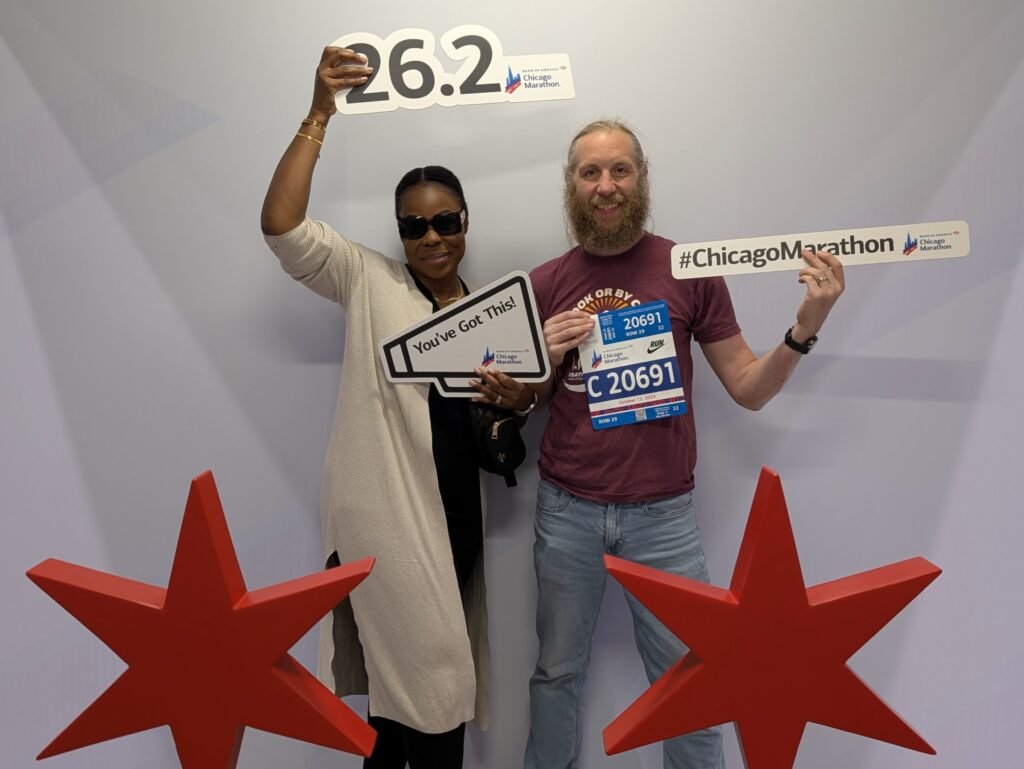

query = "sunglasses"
[{"left": 397, "top": 210, "right": 466, "bottom": 240}]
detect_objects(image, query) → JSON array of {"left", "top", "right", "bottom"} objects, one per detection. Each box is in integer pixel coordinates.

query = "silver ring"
[{"left": 495, "top": 394, "right": 503, "bottom": 406}]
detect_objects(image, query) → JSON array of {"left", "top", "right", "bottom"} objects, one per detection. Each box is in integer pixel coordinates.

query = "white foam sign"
[
  {"left": 671, "top": 221, "right": 970, "bottom": 279},
  {"left": 379, "top": 271, "right": 551, "bottom": 397},
  {"left": 331, "top": 26, "right": 575, "bottom": 115}
]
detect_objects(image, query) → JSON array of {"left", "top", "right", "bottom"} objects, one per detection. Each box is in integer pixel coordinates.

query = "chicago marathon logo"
[
  {"left": 903, "top": 232, "right": 918, "bottom": 256},
  {"left": 505, "top": 67, "right": 522, "bottom": 94},
  {"left": 481, "top": 347, "right": 496, "bottom": 367},
  {"left": 590, "top": 349, "right": 603, "bottom": 369}
]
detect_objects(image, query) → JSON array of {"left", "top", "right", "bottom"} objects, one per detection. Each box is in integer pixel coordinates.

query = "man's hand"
[
  {"left": 542, "top": 311, "right": 595, "bottom": 367},
  {"left": 792, "top": 249, "right": 845, "bottom": 343}
]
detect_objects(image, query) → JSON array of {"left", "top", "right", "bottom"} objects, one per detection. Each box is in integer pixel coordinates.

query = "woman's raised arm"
[{"left": 260, "top": 46, "right": 372, "bottom": 236}]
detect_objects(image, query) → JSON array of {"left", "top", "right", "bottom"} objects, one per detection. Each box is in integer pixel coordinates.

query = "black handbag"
[{"left": 468, "top": 404, "right": 527, "bottom": 487}]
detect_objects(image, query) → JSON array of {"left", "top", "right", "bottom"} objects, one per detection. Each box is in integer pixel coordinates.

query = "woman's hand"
[
  {"left": 471, "top": 368, "right": 533, "bottom": 411},
  {"left": 260, "top": 46, "right": 375, "bottom": 236},
  {"left": 310, "top": 46, "right": 374, "bottom": 118}
]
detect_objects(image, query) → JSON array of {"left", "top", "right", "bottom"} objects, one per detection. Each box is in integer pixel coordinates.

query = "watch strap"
[{"left": 784, "top": 326, "right": 817, "bottom": 354}]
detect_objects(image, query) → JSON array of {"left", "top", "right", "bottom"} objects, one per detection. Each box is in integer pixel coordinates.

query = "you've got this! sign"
[{"left": 379, "top": 271, "right": 550, "bottom": 397}]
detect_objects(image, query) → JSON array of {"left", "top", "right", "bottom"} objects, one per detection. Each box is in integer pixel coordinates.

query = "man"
[{"left": 499, "top": 119, "right": 844, "bottom": 769}]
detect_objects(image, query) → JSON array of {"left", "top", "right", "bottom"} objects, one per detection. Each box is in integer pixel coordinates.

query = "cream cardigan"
[{"left": 265, "top": 218, "right": 490, "bottom": 733}]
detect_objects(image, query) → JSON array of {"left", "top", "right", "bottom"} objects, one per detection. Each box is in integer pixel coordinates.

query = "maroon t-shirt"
[{"left": 530, "top": 233, "right": 741, "bottom": 502}]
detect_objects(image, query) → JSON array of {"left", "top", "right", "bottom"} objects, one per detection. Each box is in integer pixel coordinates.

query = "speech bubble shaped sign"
[{"left": 379, "top": 270, "right": 550, "bottom": 397}]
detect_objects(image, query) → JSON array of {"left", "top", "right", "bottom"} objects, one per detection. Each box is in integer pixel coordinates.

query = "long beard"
[{"left": 565, "top": 176, "right": 650, "bottom": 254}]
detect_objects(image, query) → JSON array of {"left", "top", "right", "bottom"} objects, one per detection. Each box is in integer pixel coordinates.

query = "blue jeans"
[{"left": 524, "top": 479, "right": 725, "bottom": 769}]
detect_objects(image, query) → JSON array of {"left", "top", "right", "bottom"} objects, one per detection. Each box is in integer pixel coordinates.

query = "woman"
[{"left": 261, "top": 47, "right": 530, "bottom": 768}]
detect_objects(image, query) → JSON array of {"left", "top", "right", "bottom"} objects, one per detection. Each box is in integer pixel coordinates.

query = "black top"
[{"left": 407, "top": 269, "right": 483, "bottom": 591}]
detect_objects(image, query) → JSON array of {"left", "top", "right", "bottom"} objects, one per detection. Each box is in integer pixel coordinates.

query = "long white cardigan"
[{"left": 265, "top": 218, "right": 490, "bottom": 733}]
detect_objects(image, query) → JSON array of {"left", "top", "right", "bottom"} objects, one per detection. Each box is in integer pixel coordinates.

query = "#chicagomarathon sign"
[{"left": 672, "top": 221, "right": 969, "bottom": 278}]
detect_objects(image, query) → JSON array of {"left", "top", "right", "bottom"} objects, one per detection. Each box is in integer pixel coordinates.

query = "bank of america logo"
[
  {"left": 481, "top": 347, "right": 496, "bottom": 367},
  {"left": 903, "top": 232, "right": 918, "bottom": 256},
  {"left": 591, "top": 349, "right": 603, "bottom": 369},
  {"left": 505, "top": 67, "right": 522, "bottom": 94}
]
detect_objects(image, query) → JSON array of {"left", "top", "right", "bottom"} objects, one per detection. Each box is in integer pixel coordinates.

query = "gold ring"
[{"left": 815, "top": 275, "right": 828, "bottom": 285}]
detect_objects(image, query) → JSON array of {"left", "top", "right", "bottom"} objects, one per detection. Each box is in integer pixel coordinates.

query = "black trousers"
[{"left": 363, "top": 715, "right": 466, "bottom": 769}]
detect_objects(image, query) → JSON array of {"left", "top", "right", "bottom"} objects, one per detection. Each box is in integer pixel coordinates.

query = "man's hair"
[
  {"left": 564, "top": 119, "right": 648, "bottom": 179},
  {"left": 394, "top": 165, "right": 468, "bottom": 217}
]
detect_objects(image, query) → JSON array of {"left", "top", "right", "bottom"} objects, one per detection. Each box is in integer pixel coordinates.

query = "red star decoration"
[
  {"left": 603, "top": 467, "right": 940, "bottom": 768},
  {"left": 26, "top": 470, "right": 376, "bottom": 767}
]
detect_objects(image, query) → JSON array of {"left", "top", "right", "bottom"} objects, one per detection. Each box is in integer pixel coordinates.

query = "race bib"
[{"left": 578, "top": 300, "right": 686, "bottom": 430}]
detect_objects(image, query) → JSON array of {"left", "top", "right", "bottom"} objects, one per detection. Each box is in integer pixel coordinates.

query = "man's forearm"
[{"left": 728, "top": 343, "right": 804, "bottom": 411}]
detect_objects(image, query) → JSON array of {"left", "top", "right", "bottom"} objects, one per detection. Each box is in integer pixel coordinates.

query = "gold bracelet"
[
  {"left": 295, "top": 132, "right": 323, "bottom": 147},
  {"left": 301, "top": 118, "right": 326, "bottom": 132}
]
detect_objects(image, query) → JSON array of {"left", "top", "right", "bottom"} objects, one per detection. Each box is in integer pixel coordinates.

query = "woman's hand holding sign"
[
  {"left": 311, "top": 46, "right": 374, "bottom": 117},
  {"left": 472, "top": 367, "right": 533, "bottom": 411}
]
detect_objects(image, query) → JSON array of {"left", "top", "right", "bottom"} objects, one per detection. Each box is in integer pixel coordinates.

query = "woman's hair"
[{"left": 394, "top": 165, "right": 468, "bottom": 217}]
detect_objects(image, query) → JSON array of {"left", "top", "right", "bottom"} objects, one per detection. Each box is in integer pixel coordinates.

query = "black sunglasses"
[{"left": 397, "top": 210, "right": 465, "bottom": 240}]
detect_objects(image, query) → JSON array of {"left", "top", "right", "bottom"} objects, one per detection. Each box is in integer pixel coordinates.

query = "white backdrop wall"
[{"left": 2, "top": 1, "right": 1022, "bottom": 768}]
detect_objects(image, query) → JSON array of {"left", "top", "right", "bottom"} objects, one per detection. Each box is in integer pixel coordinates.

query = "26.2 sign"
[{"left": 329, "top": 25, "right": 573, "bottom": 114}]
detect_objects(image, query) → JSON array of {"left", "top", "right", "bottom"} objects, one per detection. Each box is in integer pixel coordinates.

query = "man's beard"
[{"left": 565, "top": 175, "right": 650, "bottom": 255}]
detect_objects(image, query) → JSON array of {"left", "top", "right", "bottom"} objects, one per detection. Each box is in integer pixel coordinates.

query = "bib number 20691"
[{"left": 586, "top": 360, "right": 679, "bottom": 401}]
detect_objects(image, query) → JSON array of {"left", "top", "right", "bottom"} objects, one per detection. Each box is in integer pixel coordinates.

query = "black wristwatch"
[{"left": 784, "top": 326, "right": 817, "bottom": 354}]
